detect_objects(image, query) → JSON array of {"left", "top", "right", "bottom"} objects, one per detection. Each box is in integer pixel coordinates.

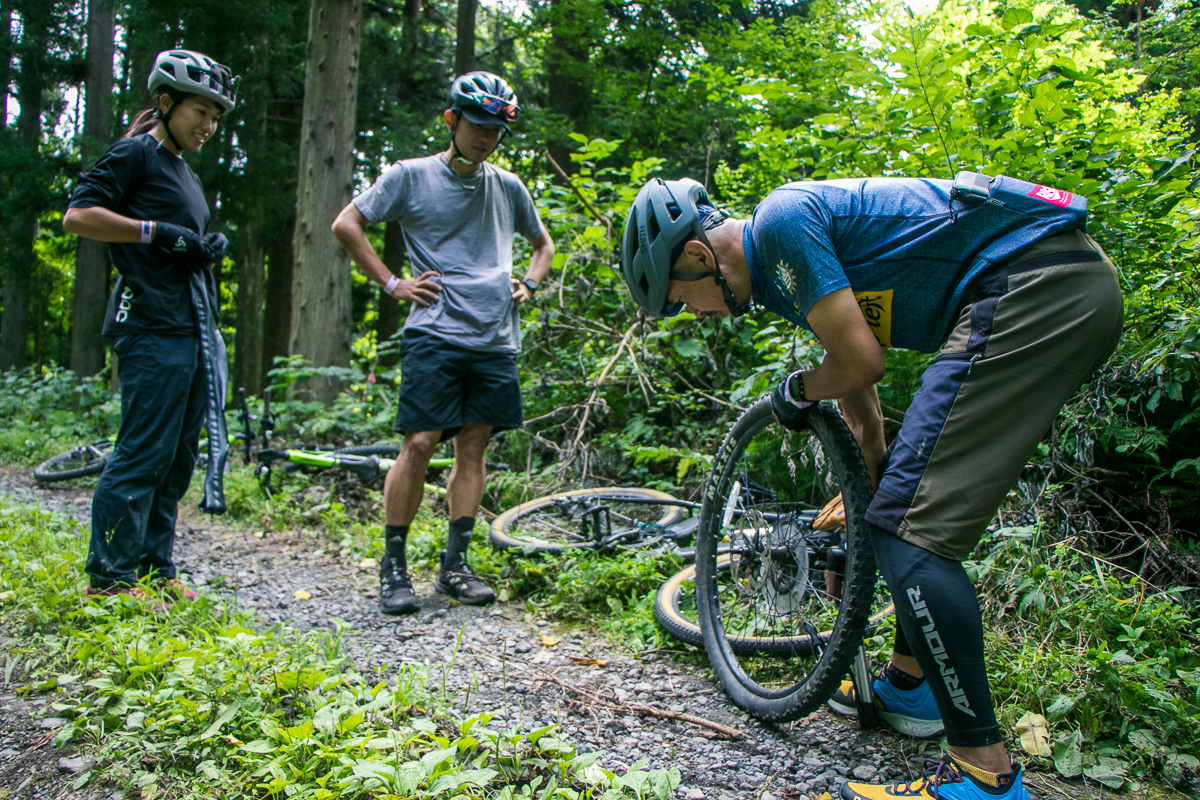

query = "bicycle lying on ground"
[
  {"left": 32, "top": 438, "right": 116, "bottom": 483},
  {"left": 32, "top": 389, "right": 503, "bottom": 499},
  {"left": 490, "top": 393, "right": 891, "bottom": 726}
]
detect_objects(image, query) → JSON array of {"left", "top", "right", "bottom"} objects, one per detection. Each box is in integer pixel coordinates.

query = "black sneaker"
[
  {"left": 434, "top": 554, "right": 496, "bottom": 605},
  {"left": 379, "top": 556, "right": 418, "bottom": 615}
]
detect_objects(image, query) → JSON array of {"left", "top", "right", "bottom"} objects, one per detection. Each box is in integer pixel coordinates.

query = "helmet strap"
[
  {"left": 690, "top": 223, "right": 753, "bottom": 317},
  {"left": 156, "top": 92, "right": 186, "bottom": 153},
  {"left": 448, "top": 113, "right": 504, "bottom": 167}
]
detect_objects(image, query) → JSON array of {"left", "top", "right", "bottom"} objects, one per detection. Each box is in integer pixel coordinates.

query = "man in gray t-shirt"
[{"left": 332, "top": 71, "right": 555, "bottom": 616}]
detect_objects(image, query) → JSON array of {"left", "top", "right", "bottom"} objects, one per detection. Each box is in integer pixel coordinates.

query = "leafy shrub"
[
  {"left": 0, "top": 367, "right": 118, "bottom": 465},
  {"left": 972, "top": 525, "right": 1200, "bottom": 793},
  {"left": 0, "top": 498, "right": 682, "bottom": 800}
]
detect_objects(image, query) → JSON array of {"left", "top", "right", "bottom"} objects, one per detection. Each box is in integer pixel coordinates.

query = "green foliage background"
[{"left": 1, "top": 0, "right": 1199, "bottom": 795}]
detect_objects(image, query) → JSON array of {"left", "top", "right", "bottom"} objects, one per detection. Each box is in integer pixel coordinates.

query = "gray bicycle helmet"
[
  {"left": 620, "top": 178, "right": 711, "bottom": 318},
  {"left": 447, "top": 71, "right": 519, "bottom": 131},
  {"left": 148, "top": 50, "right": 239, "bottom": 113}
]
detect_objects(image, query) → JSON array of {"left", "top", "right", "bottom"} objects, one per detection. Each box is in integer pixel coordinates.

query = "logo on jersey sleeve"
[
  {"left": 774, "top": 261, "right": 809, "bottom": 317},
  {"left": 855, "top": 289, "right": 893, "bottom": 348},
  {"left": 1028, "top": 185, "right": 1073, "bottom": 208}
]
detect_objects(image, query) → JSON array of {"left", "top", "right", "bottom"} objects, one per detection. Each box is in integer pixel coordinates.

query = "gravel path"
[{"left": 0, "top": 469, "right": 1092, "bottom": 799}]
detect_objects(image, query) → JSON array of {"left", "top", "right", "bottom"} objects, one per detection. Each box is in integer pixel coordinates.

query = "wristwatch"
[
  {"left": 520, "top": 277, "right": 539, "bottom": 293},
  {"left": 788, "top": 371, "right": 808, "bottom": 403}
]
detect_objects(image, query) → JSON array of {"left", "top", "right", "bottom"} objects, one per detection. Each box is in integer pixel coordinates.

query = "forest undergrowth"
[{"left": 1, "top": 367, "right": 1199, "bottom": 796}]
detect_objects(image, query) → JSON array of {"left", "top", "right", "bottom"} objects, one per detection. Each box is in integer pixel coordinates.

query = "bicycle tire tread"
[
  {"left": 655, "top": 558, "right": 892, "bottom": 656},
  {"left": 696, "top": 396, "right": 877, "bottom": 723}
]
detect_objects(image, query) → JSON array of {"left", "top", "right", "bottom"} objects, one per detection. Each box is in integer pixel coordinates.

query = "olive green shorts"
[{"left": 865, "top": 229, "right": 1125, "bottom": 561}]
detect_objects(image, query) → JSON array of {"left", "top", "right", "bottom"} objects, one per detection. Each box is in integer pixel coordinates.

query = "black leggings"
[{"left": 871, "top": 523, "right": 1002, "bottom": 747}]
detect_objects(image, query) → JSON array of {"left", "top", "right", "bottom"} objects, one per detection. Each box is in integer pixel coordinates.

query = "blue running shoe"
[
  {"left": 840, "top": 756, "right": 1029, "bottom": 800},
  {"left": 827, "top": 669, "right": 944, "bottom": 738}
]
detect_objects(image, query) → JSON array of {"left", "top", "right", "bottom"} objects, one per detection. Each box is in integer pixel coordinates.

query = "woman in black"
[{"left": 63, "top": 49, "right": 238, "bottom": 599}]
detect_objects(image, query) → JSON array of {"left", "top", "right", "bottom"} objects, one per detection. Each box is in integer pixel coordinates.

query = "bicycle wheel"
[
  {"left": 33, "top": 440, "right": 114, "bottom": 483},
  {"left": 656, "top": 558, "right": 893, "bottom": 654},
  {"left": 490, "top": 488, "right": 688, "bottom": 555},
  {"left": 695, "top": 395, "right": 880, "bottom": 722}
]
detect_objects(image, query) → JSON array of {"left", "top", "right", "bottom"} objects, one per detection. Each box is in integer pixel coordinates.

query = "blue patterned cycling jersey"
[{"left": 745, "top": 175, "right": 1087, "bottom": 352}]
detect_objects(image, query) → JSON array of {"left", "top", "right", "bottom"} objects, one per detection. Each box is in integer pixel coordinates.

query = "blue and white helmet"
[{"left": 148, "top": 49, "right": 239, "bottom": 113}]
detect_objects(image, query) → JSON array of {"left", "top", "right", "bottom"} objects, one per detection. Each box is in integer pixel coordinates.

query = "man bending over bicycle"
[
  {"left": 618, "top": 174, "right": 1123, "bottom": 800},
  {"left": 333, "top": 71, "right": 554, "bottom": 615}
]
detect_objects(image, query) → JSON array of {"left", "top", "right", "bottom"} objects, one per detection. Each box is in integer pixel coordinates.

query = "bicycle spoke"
[
  {"left": 694, "top": 397, "right": 889, "bottom": 722},
  {"left": 491, "top": 488, "right": 688, "bottom": 555}
]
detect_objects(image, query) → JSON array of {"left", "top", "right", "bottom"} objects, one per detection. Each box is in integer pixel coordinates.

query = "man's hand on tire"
[{"left": 771, "top": 370, "right": 816, "bottom": 431}]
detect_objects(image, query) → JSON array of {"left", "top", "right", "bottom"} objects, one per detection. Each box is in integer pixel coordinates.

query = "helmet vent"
[
  {"left": 665, "top": 201, "right": 681, "bottom": 221},
  {"left": 645, "top": 210, "right": 660, "bottom": 244}
]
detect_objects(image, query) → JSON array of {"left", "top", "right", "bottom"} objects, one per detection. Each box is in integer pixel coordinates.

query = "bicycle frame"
[
  {"left": 233, "top": 389, "right": 506, "bottom": 499},
  {"left": 252, "top": 447, "right": 455, "bottom": 499},
  {"left": 533, "top": 482, "right": 834, "bottom": 559},
  {"left": 546, "top": 493, "right": 703, "bottom": 552}
]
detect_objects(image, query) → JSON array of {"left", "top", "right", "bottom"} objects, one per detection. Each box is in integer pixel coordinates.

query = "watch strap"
[{"left": 787, "top": 370, "right": 808, "bottom": 404}]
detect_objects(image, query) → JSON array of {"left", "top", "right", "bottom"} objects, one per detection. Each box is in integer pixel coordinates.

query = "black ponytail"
[{"left": 122, "top": 87, "right": 188, "bottom": 139}]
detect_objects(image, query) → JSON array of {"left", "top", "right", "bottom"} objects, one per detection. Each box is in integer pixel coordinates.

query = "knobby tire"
[
  {"left": 490, "top": 487, "right": 687, "bottom": 555},
  {"left": 654, "top": 555, "right": 892, "bottom": 655},
  {"left": 694, "top": 395, "right": 880, "bottom": 722}
]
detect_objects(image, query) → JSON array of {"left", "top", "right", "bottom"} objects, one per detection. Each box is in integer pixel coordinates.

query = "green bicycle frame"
[{"left": 264, "top": 450, "right": 457, "bottom": 497}]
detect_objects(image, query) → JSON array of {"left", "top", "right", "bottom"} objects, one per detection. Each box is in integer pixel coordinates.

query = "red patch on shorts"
[{"left": 1028, "top": 185, "right": 1073, "bottom": 207}]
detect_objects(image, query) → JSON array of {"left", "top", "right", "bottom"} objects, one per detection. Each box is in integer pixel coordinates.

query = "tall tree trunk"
[
  {"left": 236, "top": 226, "right": 265, "bottom": 396},
  {"left": 263, "top": 215, "right": 295, "bottom": 387},
  {"left": 289, "top": 0, "right": 361, "bottom": 402},
  {"left": 455, "top": 0, "right": 476, "bottom": 75},
  {"left": 546, "top": 0, "right": 592, "bottom": 177},
  {"left": 70, "top": 0, "right": 114, "bottom": 378},
  {"left": 375, "top": 221, "right": 404, "bottom": 371},
  {"left": 0, "top": 11, "right": 46, "bottom": 370},
  {"left": 0, "top": 5, "right": 11, "bottom": 124}
]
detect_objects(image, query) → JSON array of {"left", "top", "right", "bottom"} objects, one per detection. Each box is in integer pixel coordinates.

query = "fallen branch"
[
  {"left": 464, "top": 645, "right": 744, "bottom": 740},
  {"left": 544, "top": 150, "right": 613, "bottom": 241}
]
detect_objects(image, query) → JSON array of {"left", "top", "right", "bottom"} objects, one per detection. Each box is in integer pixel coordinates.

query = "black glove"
[
  {"left": 771, "top": 370, "right": 816, "bottom": 431},
  {"left": 202, "top": 232, "right": 229, "bottom": 261},
  {"left": 154, "top": 223, "right": 227, "bottom": 265}
]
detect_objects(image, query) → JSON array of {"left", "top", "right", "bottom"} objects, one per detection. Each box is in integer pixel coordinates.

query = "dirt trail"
[{"left": 0, "top": 469, "right": 1097, "bottom": 799}]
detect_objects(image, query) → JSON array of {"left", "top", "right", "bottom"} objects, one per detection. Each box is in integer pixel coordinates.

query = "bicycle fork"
[
  {"left": 828, "top": 542, "right": 878, "bottom": 730},
  {"left": 852, "top": 644, "right": 879, "bottom": 729}
]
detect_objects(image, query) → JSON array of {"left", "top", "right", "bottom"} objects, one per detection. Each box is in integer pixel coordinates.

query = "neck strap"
[{"left": 687, "top": 223, "right": 753, "bottom": 317}]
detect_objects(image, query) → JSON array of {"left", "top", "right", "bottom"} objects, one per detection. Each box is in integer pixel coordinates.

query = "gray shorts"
[
  {"left": 394, "top": 329, "right": 523, "bottom": 441},
  {"left": 866, "top": 229, "right": 1125, "bottom": 560}
]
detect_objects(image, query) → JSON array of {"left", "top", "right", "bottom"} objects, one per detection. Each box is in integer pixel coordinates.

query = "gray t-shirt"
[{"left": 353, "top": 154, "right": 545, "bottom": 353}]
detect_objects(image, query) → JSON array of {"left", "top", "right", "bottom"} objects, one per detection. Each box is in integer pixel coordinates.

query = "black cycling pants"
[
  {"left": 870, "top": 523, "right": 1002, "bottom": 747},
  {"left": 87, "top": 334, "right": 205, "bottom": 588}
]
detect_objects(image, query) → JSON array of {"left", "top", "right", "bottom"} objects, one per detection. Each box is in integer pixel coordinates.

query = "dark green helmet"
[{"left": 620, "top": 178, "right": 710, "bottom": 318}]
